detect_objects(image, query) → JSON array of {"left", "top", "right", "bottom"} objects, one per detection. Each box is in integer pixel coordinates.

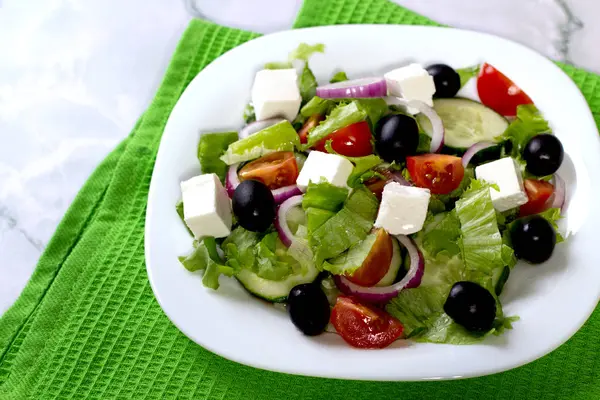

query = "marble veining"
[{"left": 1, "top": 0, "right": 598, "bottom": 314}]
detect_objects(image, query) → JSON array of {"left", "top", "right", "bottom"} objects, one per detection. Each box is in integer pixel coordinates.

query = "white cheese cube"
[
  {"left": 475, "top": 157, "right": 528, "bottom": 212},
  {"left": 296, "top": 151, "right": 354, "bottom": 192},
  {"left": 180, "top": 173, "right": 232, "bottom": 239},
  {"left": 374, "top": 183, "right": 430, "bottom": 235},
  {"left": 251, "top": 69, "right": 301, "bottom": 121},
  {"left": 384, "top": 63, "right": 436, "bottom": 114}
]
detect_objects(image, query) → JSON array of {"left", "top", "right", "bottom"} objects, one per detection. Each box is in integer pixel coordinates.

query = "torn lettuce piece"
[
  {"left": 501, "top": 104, "right": 551, "bottom": 159},
  {"left": 300, "top": 96, "right": 335, "bottom": 118},
  {"left": 197, "top": 131, "right": 239, "bottom": 182},
  {"left": 299, "top": 64, "right": 318, "bottom": 104},
  {"left": 179, "top": 238, "right": 235, "bottom": 290},
  {"left": 306, "top": 101, "right": 367, "bottom": 147},
  {"left": 287, "top": 43, "right": 325, "bottom": 63},
  {"left": 324, "top": 140, "right": 382, "bottom": 188},
  {"left": 538, "top": 207, "right": 565, "bottom": 243},
  {"left": 302, "top": 181, "right": 349, "bottom": 212},
  {"left": 243, "top": 103, "right": 256, "bottom": 124},
  {"left": 355, "top": 98, "right": 388, "bottom": 127},
  {"left": 309, "top": 187, "right": 378, "bottom": 264},
  {"left": 416, "top": 210, "right": 462, "bottom": 259},
  {"left": 456, "top": 65, "right": 480, "bottom": 89},
  {"left": 220, "top": 121, "right": 299, "bottom": 165},
  {"left": 329, "top": 71, "right": 348, "bottom": 83},
  {"left": 175, "top": 200, "right": 193, "bottom": 236},
  {"left": 322, "top": 232, "right": 377, "bottom": 275}
]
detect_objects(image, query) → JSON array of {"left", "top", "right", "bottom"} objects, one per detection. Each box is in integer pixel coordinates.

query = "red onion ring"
[
  {"left": 547, "top": 173, "right": 566, "bottom": 211},
  {"left": 334, "top": 235, "right": 425, "bottom": 303},
  {"left": 239, "top": 118, "right": 285, "bottom": 139},
  {"left": 316, "top": 77, "right": 387, "bottom": 99},
  {"left": 271, "top": 185, "right": 302, "bottom": 204},
  {"left": 385, "top": 97, "right": 444, "bottom": 153},
  {"left": 461, "top": 141, "right": 496, "bottom": 167},
  {"left": 388, "top": 171, "right": 411, "bottom": 186},
  {"left": 274, "top": 194, "right": 304, "bottom": 247},
  {"left": 225, "top": 163, "right": 240, "bottom": 197}
]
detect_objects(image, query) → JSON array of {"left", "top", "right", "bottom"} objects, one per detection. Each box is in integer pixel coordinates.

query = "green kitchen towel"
[{"left": 1, "top": 0, "right": 600, "bottom": 398}]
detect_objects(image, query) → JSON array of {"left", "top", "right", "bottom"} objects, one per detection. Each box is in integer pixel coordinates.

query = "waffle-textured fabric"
[{"left": 2, "top": 0, "right": 600, "bottom": 399}]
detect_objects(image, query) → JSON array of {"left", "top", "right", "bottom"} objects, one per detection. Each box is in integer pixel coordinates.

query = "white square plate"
[{"left": 145, "top": 25, "right": 600, "bottom": 381}]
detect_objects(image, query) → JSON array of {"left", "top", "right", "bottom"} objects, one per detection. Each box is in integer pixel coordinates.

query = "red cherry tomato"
[
  {"left": 406, "top": 154, "right": 465, "bottom": 195},
  {"left": 238, "top": 151, "right": 298, "bottom": 190},
  {"left": 345, "top": 229, "right": 393, "bottom": 287},
  {"left": 477, "top": 63, "right": 533, "bottom": 117},
  {"left": 519, "top": 179, "right": 555, "bottom": 217},
  {"left": 331, "top": 296, "right": 404, "bottom": 349},
  {"left": 313, "top": 121, "right": 373, "bottom": 157},
  {"left": 298, "top": 114, "right": 325, "bottom": 144}
]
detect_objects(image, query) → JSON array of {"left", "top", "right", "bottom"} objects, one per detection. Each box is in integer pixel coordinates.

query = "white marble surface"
[{"left": 0, "top": 0, "right": 598, "bottom": 315}]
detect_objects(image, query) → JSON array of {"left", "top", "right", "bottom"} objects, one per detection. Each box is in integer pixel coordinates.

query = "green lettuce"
[
  {"left": 299, "top": 64, "right": 318, "bottom": 104},
  {"left": 287, "top": 43, "right": 325, "bottom": 62},
  {"left": 243, "top": 103, "right": 256, "bottom": 124},
  {"left": 323, "top": 141, "right": 382, "bottom": 187},
  {"left": 300, "top": 96, "right": 335, "bottom": 118},
  {"left": 220, "top": 121, "right": 299, "bottom": 165},
  {"left": 309, "top": 187, "right": 378, "bottom": 264},
  {"left": 306, "top": 101, "right": 367, "bottom": 147},
  {"left": 179, "top": 238, "right": 235, "bottom": 290},
  {"left": 456, "top": 65, "right": 480, "bottom": 89},
  {"left": 356, "top": 98, "right": 388, "bottom": 127},
  {"left": 416, "top": 211, "right": 461, "bottom": 259},
  {"left": 501, "top": 104, "right": 551, "bottom": 159},
  {"left": 197, "top": 131, "right": 239, "bottom": 182},
  {"left": 322, "top": 232, "right": 377, "bottom": 275},
  {"left": 302, "top": 181, "right": 348, "bottom": 212},
  {"left": 329, "top": 71, "right": 348, "bottom": 83},
  {"left": 455, "top": 179, "right": 504, "bottom": 274},
  {"left": 175, "top": 200, "right": 193, "bottom": 236}
]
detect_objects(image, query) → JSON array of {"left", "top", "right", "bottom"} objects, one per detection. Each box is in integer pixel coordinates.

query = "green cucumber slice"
[
  {"left": 236, "top": 263, "right": 319, "bottom": 303},
  {"left": 417, "top": 98, "right": 509, "bottom": 150}
]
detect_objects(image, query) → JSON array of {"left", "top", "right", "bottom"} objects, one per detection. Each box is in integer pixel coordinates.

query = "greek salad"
[{"left": 177, "top": 44, "right": 566, "bottom": 349}]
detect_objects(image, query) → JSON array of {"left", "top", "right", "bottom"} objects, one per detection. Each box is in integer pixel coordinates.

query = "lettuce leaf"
[
  {"left": 309, "top": 187, "right": 378, "bottom": 264},
  {"left": 175, "top": 200, "right": 193, "bottom": 236},
  {"left": 455, "top": 179, "right": 504, "bottom": 274},
  {"left": 243, "top": 103, "right": 256, "bottom": 124},
  {"left": 220, "top": 121, "right": 299, "bottom": 165},
  {"left": 356, "top": 98, "right": 388, "bottom": 127},
  {"left": 300, "top": 96, "right": 335, "bottom": 118},
  {"left": 197, "top": 131, "right": 239, "bottom": 182},
  {"left": 178, "top": 238, "right": 235, "bottom": 290},
  {"left": 416, "top": 211, "right": 461, "bottom": 259},
  {"left": 322, "top": 232, "right": 377, "bottom": 275},
  {"left": 456, "top": 65, "right": 480, "bottom": 89},
  {"left": 538, "top": 207, "right": 565, "bottom": 243},
  {"left": 287, "top": 43, "right": 325, "bottom": 62},
  {"left": 299, "top": 64, "right": 318, "bottom": 104},
  {"left": 330, "top": 71, "right": 348, "bottom": 83},
  {"left": 302, "top": 181, "right": 348, "bottom": 212},
  {"left": 324, "top": 141, "right": 382, "bottom": 187},
  {"left": 501, "top": 104, "right": 551, "bottom": 158},
  {"left": 306, "top": 101, "right": 367, "bottom": 147}
]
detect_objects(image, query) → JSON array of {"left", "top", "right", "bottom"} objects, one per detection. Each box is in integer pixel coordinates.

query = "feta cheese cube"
[
  {"left": 251, "top": 69, "right": 301, "bottom": 121},
  {"left": 384, "top": 63, "right": 436, "bottom": 114},
  {"left": 296, "top": 151, "right": 354, "bottom": 192},
  {"left": 374, "top": 183, "right": 430, "bottom": 235},
  {"left": 475, "top": 157, "right": 528, "bottom": 212},
  {"left": 180, "top": 173, "right": 232, "bottom": 239}
]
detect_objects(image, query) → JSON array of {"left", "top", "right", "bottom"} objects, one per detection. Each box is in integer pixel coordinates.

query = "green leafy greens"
[{"left": 197, "top": 131, "right": 239, "bottom": 182}]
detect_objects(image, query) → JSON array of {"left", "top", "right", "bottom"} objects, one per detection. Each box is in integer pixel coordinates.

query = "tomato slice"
[
  {"left": 313, "top": 121, "right": 373, "bottom": 157},
  {"left": 345, "top": 228, "right": 393, "bottom": 287},
  {"left": 406, "top": 154, "right": 464, "bottom": 195},
  {"left": 477, "top": 63, "right": 533, "bottom": 117},
  {"left": 364, "top": 169, "right": 394, "bottom": 200},
  {"left": 519, "top": 179, "right": 554, "bottom": 217},
  {"left": 331, "top": 296, "right": 403, "bottom": 349},
  {"left": 298, "top": 114, "right": 325, "bottom": 144},
  {"left": 238, "top": 151, "right": 298, "bottom": 190}
]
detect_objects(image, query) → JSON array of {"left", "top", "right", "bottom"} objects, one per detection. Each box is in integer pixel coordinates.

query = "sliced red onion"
[
  {"left": 239, "top": 118, "right": 285, "bottom": 139},
  {"left": 389, "top": 171, "right": 411, "bottom": 186},
  {"left": 316, "top": 77, "right": 387, "bottom": 99},
  {"left": 461, "top": 141, "right": 496, "bottom": 167},
  {"left": 272, "top": 185, "right": 302, "bottom": 204},
  {"left": 549, "top": 173, "right": 566, "bottom": 211},
  {"left": 334, "top": 235, "right": 425, "bottom": 303},
  {"left": 274, "top": 194, "right": 304, "bottom": 247},
  {"left": 225, "top": 163, "right": 240, "bottom": 197},
  {"left": 385, "top": 97, "right": 444, "bottom": 153}
]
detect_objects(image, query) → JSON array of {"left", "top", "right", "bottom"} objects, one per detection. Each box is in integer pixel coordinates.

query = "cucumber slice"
[
  {"left": 236, "top": 263, "right": 319, "bottom": 303},
  {"left": 417, "top": 98, "right": 509, "bottom": 150},
  {"left": 375, "top": 237, "right": 402, "bottom": 286}
]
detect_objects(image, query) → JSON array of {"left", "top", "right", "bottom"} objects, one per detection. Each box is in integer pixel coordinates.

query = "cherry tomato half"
[
  {"left": 313, "top": 121, "right": 373, "bottom": 157},
  {"left": 406, "top": 154, "right": 465, "bottom": 195},
  {"left": 345, "top": 228, "right": 393, "bottom": 287},
  {"left": 298, "top": 114, "right": 325, "bottom": 144},
  {"left": 238, "top": 151, "right": 298, "bottom": 190},
  {"left": 519, "top": 179, "right": 554, "bottom": 217},
  {"left": 364, "top": 169, "right": 395, "bottom": 200},
  {"left": 477, "top": 63, "right": 533, "bottom": 117},
  {"left": 331, "top": 296, "right": 404, "bottom": 349}
]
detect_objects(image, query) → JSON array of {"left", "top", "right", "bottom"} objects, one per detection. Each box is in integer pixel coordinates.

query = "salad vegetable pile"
[{"left": 177, "top": 44, "right": 567, "bottom": 349}]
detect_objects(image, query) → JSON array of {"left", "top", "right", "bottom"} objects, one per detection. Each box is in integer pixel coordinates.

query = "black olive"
[
  {"left": 523, "top": 134, "right": 564, "bottom": 176},
  {"left": 287, "top": 283, "right": 330, "bottom": 336},
  {"left": 231, "top": 180, "right": 275, "bottom": 232},
  {"left": 510, "top": 215, "right": 556, "bottom": 264},
  {"left": 426, "top": 64, "right": 461, "bottom": 98},
  {"left": 374, "top": 114, "right": 419, "bottom": 163},
  {"left": 444, "top": 281, "right": 496, "bottom": 333}
]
